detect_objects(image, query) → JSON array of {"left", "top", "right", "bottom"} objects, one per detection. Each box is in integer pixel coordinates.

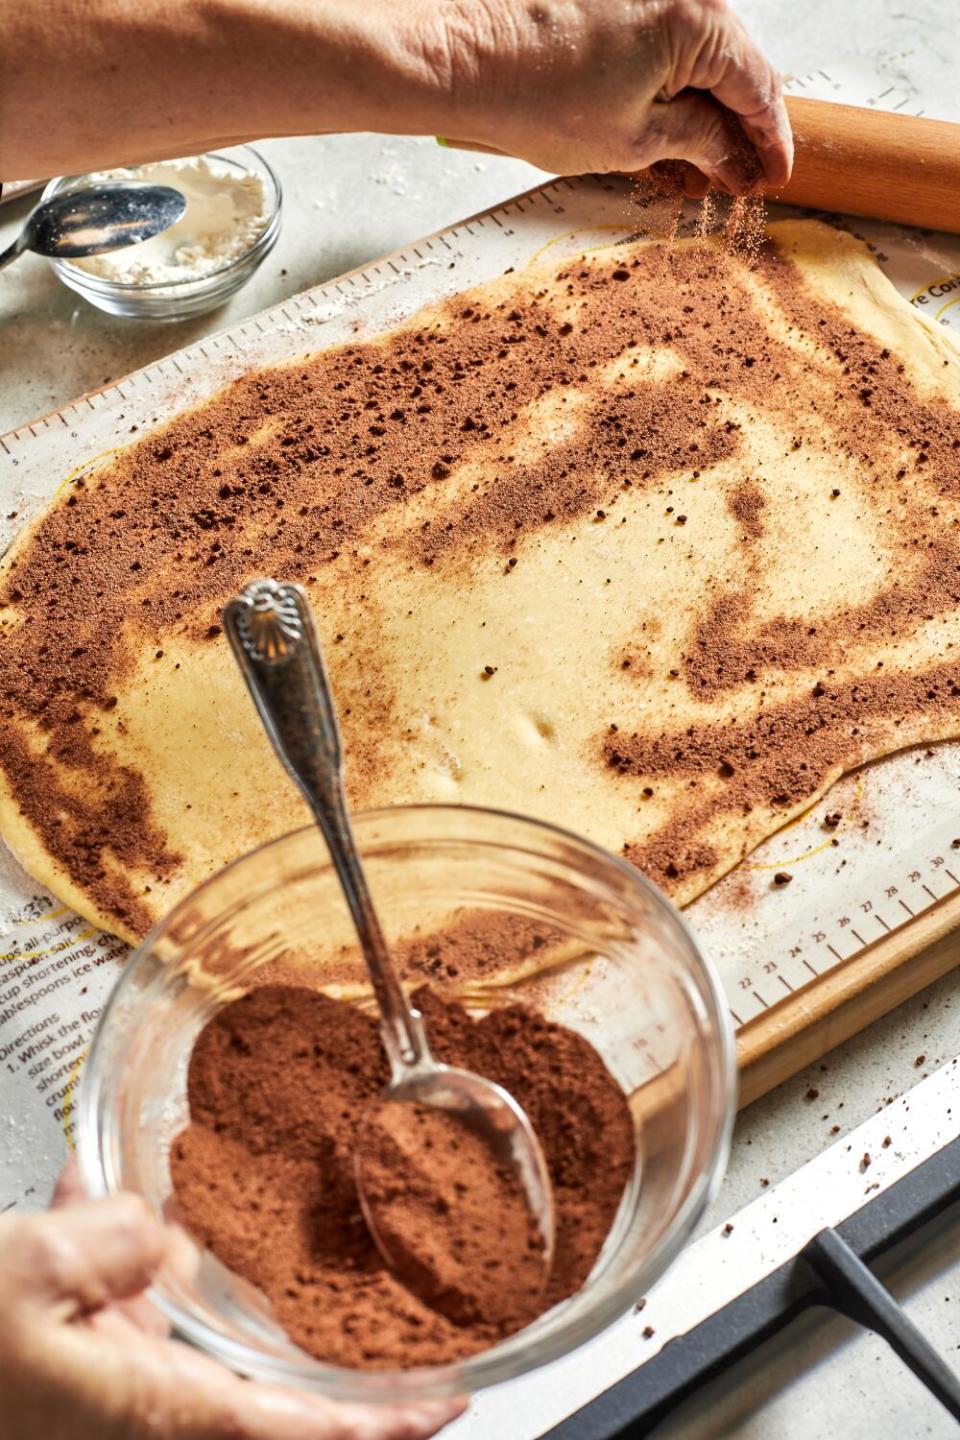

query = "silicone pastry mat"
[{"left": 2, "top": 74, "right": 960, "bottom": 1210}]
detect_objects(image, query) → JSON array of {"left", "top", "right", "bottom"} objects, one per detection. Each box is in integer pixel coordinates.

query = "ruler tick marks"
[
  {"left": 438, "top": 235, "right": 453, "bottom": 251},
  {"left": 386, "top": 261, "right": 401, "bottom": 275},
  {"left": 730, "top": 1009, "right": 743, "bottom": 1027},
  {"left": 490, "top": 213, "right": 504, "bottom": 228},
  {"left": 898, "top": 898, "right": 914, "bottom": 917},
  {"left": 827, "top": 944, "right": 843, "bottom": 962},
  {"left": 752, "top": 991, "right": 769, "bottom": 1009},
  {"left": 169, "top": 357, "right": 185, "bottom": 373},
  {"left": 0, "top": 438, "right": 10, "bottom": 455},
  {"left": 803, "top": 958, "right": 819, "bottom": 977},
  {"left": 850, "top": 929, "right": 866, "bottom": 946},
  {"left": 779, "top": 976, "right": 795, "bottom": 994},
  {"left": 922, "top": 884, "right": 937, "bottom": 901},
  {"left": 875, "top": 914, "right": 891, "bottom": 932},
  {"left": 946, "top": 869, "right": 959, "bottom": 886}
]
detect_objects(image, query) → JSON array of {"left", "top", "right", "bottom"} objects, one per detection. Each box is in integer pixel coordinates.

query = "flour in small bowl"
[{"left": 73, "top": 155, "right": 269, "bottom": 285}]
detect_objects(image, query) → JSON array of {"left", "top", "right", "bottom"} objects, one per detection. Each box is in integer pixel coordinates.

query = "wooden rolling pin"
[{"left": 781, "top": 96, "right": 960, "bottom": 234}]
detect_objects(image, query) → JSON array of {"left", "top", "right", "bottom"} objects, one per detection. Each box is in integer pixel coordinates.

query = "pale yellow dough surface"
[{"left": 1, "top": 219, "right": 959, "bottom": 941}]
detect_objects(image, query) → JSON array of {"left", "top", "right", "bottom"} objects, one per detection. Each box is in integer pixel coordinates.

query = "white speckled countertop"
[{"left": 1, "top": 3, "right": 958, "bottom": 1434}]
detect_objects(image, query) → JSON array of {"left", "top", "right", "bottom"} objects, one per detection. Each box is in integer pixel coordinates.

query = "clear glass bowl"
[
  {"left": 78, "top": 804, "right": 735, "bottom": 1401},
  {"left": 42, "top": 145, "right": 281, "bottom": 320}
]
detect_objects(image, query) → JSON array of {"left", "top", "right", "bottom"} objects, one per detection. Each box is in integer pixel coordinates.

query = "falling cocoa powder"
[{"left": 170, "top": 984, "right": 634, "bottom": 1369}]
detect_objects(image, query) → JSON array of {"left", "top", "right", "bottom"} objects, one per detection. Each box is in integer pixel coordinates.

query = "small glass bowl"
[
  {"left": 78, "top": 804, "right": 735, "bottom": 1402},
  {"left": 42, "top": 145, "right": 281, "bottom": 320}
]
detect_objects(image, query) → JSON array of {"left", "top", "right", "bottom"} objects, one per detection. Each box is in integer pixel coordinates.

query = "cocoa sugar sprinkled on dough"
[
  {"left": 2, "top": 227, "right": 960, "bottom": 922},
  {"left": 614, "top": 660, "right": 960, "bottom": 892},
  {"left": 727, "top": 477, "right": 766, "bottom": 541}
]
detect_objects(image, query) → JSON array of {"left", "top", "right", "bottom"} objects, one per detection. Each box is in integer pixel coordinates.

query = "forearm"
[{"left": 0, "top": 0, "right": 446, "bottom": 179}]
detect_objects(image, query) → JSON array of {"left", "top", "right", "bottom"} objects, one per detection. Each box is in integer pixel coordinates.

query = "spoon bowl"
[
  {"left": 356, "top": 1061, "right": 556, "bottom": 1322},
  {"left": 0, "top": 182, "right": 186, "bottom": 271}
]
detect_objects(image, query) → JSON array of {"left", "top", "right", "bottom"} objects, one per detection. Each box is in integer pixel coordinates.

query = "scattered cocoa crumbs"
[
  {"left": 170, "top": 984, "right": 635, "bottom": 1370},
  {"left": 860, "top": 1152, "right": 872, "bottom": 1172},
  {"left": 726, "top": 477, "right": 766, "bottom": 541},
  {"left": 829, "top": 1125, "right": 841, "bottom": 1135},
  {"left": 634, "top": 1297, "right": 647, "bottom": 1313},
  {"left": 722, "top": 1222, "right": 734, "bottom": 1236},
  {"left": 916, "top": 1054, "right": 926, "bottom": 1067},
  {"left": 952, "top": 838, "right": 960, "bottom": 849},
  {"left": 882, "top": 1136, "right": 892, "bottom": 1149},
  {"left": 642, "top": 1325, "right": 656, "bottom": 1340},
  {"left": 773, "top": 872, "right": 793, "bottom": 887},
  {"left": 804, "top": 1087, "right": 819, "bottom": 1102},
  {"left": 824, "top": 812, "right": 843, "bottom": 829},
  {"left": 760, "top": 1177, "right": 770, "bottom": 1188}
]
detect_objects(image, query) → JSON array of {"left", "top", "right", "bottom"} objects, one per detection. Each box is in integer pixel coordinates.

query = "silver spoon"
[
  {"left": 0, "top": 182, "right": 187, "bottom": 271},
  {"left": 224, "top": 578, "right": 555, "bottom": 1298}
]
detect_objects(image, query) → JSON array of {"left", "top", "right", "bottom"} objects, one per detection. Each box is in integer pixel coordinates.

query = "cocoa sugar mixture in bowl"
[
  {"left": 170, "top": 982, "right": 635, "bottom": 1369},
  {"left": 78, "top": 806, "right": 735, "bottom": 1398}
]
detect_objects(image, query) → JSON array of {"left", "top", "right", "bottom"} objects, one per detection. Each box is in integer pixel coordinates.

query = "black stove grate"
[{"left": 542, "top": 1131, "right": 960, "bottom": 1437}]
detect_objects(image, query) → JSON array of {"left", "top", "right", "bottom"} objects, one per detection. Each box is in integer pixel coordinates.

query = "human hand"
[
  {"left": 0, "top": 1167, "right": 464, "bottom": 1440},
  {"left": 417, "top": 0, "right": 791, "bottom": 194}
]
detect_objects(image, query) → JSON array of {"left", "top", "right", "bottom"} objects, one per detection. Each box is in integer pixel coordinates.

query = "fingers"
[
  {"left": 636, "top": 93, "right": 760, "bottom": 195},
  {"left": 687, "top": 1, "right": 794, "bottom": 184},
  {"left": 68, "top": 1324, "right": 465, "bottom": 1440},
  {"left": 15, "top": 1195, "right": 166, "bottom": 1319},
  {"left": 663, "top": 0, "right": 792, "bottom": 186},
  {"left": 51, "top": 1157, "right": 85, "bottom": 1208},
  {"left": 704, "top": 43, "right": 792, "bottom": 187}
]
